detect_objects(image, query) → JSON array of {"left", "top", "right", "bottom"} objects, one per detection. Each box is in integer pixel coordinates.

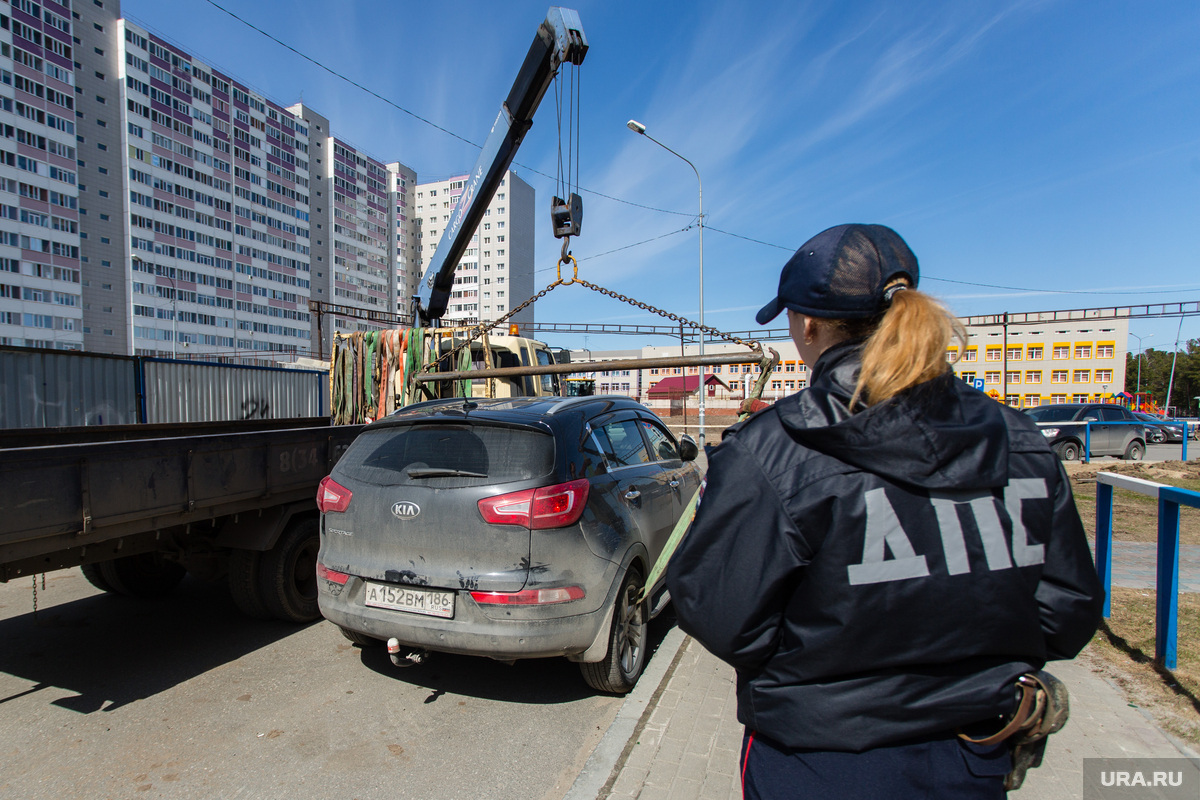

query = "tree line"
[{"left": 1125, "top": 339, "right": 1200, "bottom": 417}]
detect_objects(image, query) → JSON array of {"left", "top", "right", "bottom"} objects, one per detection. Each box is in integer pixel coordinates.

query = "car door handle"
[
  {"left": 669, "top": 479, "right": 680, "bottom": 488},
  {"left": 624, "top": 489, "right": 641, "bottom": 500}
]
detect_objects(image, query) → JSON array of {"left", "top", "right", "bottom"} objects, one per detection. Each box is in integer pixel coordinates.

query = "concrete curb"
[{"left": 563, "top": 625, "right": 690, "bottom": 800}]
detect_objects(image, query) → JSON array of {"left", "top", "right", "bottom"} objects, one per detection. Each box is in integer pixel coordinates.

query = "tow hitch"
[{"left": 387, "top": 638, "right": 429, "bottom": 668}]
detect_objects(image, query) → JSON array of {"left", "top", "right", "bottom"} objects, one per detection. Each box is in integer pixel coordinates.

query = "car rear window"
[{"left": 337, "top": 423, "right": 554, "bottom": 487}]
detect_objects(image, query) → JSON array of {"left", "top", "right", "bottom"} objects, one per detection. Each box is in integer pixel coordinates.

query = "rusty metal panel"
[
  {"left": 141, "top": 360, "right": 326, "bottom": 424},
  {"left": 0, "top": 348, "right": 139, "bottom": 428}
]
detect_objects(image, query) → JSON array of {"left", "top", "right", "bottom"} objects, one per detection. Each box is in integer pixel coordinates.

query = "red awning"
[{"left": 646, "top": 375, "right": 729, "bottom": 396}]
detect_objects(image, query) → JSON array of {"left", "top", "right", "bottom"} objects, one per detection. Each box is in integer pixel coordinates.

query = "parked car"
[
  {"left": 315, "top": 395, "right": 702, "bottom": 694},
  {"left": 1024, "top": 403, "right": 1146, "bottom": 461},
  {"left": 1132, "top": 412, "right": 1194, "bottom": 444}
]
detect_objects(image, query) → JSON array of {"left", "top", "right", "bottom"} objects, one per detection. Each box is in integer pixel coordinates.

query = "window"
[
  {"left": 1072, "top": 394, "right": 1089, "bottom": 403},
  {"left": 985, "top": 347, "right": 1002, "bottom": 362},
  {"left": 1006, "top": 347, "right": 1021, "bottom": 361},
  {"left": 1050, "top": 394, "right": 1066, "bottom": 404},
  {"left": 1006, "top": 394, "right": 1021, "bottom": 407},
  {"left": 945, "top": 349, "right": 958, "bottom": 363},
  {"left": 961, "top": 348, "right": 977, "bottom": 362},
  {"left": 1073, "top": 370, "right": 1090, "bottom": 383},
  {"left": 1095, "top": 369, "right": 1113, "bottom": 383},
  {"left": 1097, "top": 344, "right": 1115, "bottom": 358},
  {"left": 1027, "top": 346, "right": 1043, "bottom": 360},
  {"left": 984, "top": 371, "right": 1001, "bottom": 385},
  {"left": 1024, "top": 395, "right": 1041, "bottom": 408},
  {"left": 1051, "top": 370, "right": 1069, "bottom": 384},
  {"left": 1052, "top": 345, "right": 1070, "bottom": 360},
  {"left": 1006, "top": 371, "right": 1021, "bottom": 384},
  {"left": 1025, "top": 371, "right": 1042, "bottom": 384},
  {"left": 960, "top": 371, "right": 976, "bottom": 383},
  {"left": 1074, "top": 345, "right": 1092, "bottom": 359},
  {"left": 640, "top": 420, "right": 679, "bottom": 461},
  {"left": 595, "top": 420, "right": 650, "bottom": 467}
]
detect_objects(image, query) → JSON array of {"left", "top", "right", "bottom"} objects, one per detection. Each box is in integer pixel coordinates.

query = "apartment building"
[
  {"left": 388, "top": 160, "right": 418, "bottom": 318},
  {"left": 413, "top": 170, "right": 534, "bottom": 326},
  {"left": 0, "top": 0, "right": 85, "bottom": 350}
]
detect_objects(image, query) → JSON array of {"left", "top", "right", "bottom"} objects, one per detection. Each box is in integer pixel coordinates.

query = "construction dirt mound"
[{"left": 1065, "top": 459, "right": 1200, "bottom": 489}]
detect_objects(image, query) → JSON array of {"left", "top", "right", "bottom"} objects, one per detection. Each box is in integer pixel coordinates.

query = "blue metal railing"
[
  {"left": 1082, "top": 420, "right": 1189, "bottom": 464},
  {"left": 1094, "top": 471, "right": 1200, "bottom": 669}
]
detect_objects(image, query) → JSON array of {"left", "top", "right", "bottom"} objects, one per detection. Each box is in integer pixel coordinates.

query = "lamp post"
[
  {"left": 1130, "top": 332, "right": 1153, "bottom": 406},
  {"left": 627, "top": 119, "right": 706, "bottom": 448}
]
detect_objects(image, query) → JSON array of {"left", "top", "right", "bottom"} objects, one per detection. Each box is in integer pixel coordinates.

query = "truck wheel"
[
  {"left": 80, "top": 562, "right": 115, "bottom": 593},
  {"left": 228, "top": 549, "right": 272, "bottom": 620},
  {"left": 1056, "top": 441, "right": 1080, "bottom": 461},
  {"left": 259, "top": 518, "right": 321, "bottom": 623},
  {"left": 1123, "top": 440, "right": 1145, "bottom": 461},
  {"left": 580, "top": 566, "right": 648, "bottom": 695},
  {"left": 339, "top": 626, "right": 383, "bottom": 647},
  {"left": 98, "top": 553, "right": 186, "bottom": 598}
]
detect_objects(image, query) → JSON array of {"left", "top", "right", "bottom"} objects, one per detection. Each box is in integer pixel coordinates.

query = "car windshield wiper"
[{"left": 406, "top": 468, "right": 489, "bottom": 478}]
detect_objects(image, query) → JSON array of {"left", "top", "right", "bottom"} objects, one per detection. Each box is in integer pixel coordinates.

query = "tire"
[
  {"left": 97, "top": 553, "right": 186, "bottom": 598},
  {"left": 228, "top": 548, "right": 272, "bottom": 620},
  {"left": 1056, "top": 441, "right": 1080, "bottom": 461},
  {"left": 80, "top": 562, "right": 115, "bottom": 593},
  {"left": 1123, "top": 440, "right": 1145, "bottom": 461},
  {"left": 338, "top": 626, "right": 383, "bottom": 647},
  {"left": 580, "top": 566, "right": 648, "bottom": 695},
  {"left": 259, "top": 518, "right": 321, "bottom": 623}
]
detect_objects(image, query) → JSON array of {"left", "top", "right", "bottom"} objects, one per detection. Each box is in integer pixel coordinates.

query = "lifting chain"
[{"left": 424, "top": 254, "right": 766, "bottom": 374}]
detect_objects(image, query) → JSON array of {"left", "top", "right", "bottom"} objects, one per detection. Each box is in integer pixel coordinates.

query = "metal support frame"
[
  {"left": 413, "top": 349, "right": 777, "bottom": 384},
  {"left": 1094, "top": 471, "right": 1200, "bottom": 669}
]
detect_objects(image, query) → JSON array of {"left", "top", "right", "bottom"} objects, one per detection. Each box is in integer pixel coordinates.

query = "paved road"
[{"left": 0, "top": 568, "right": 677, "bottom": 800}]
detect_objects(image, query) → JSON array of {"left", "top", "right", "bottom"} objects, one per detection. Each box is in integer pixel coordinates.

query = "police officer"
[{"left": 666, "top": 224, "right": 1103, "bottom": 799}]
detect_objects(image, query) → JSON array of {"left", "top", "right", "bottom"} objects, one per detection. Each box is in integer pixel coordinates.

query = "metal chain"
[
  {"left": 571, "top": 277, "right": 763, "bottom": 353},
  {"left": 418, "top": 279, "right": 567, "bottom": 375},
  {"left": 31, "top": 574, "right": 38, "bottom": 617},
  {"left": 421, "top": 255, "right": 766, "bottom": 372}
]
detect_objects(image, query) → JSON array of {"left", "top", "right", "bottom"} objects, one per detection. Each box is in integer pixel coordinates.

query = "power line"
[
  {"left": 536, "top": 226, "right": 693, "bottom": 273},
  {"left": 201, "top": 0, "right": 693, "bottom": 218}
]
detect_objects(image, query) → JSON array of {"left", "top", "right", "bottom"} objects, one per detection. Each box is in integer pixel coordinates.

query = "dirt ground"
[{"left": 1066, "top": 460, "right": 1200, "bottom": 544}]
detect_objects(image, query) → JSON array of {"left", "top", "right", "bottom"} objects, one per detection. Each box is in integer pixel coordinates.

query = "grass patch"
[{"left": 1087, "top": 587, "right": 1200, "bottom": 746}]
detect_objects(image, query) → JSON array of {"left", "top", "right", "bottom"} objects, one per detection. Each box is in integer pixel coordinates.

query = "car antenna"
[{"left": 462, "top": 398, "right": 478, "bottom": 411}]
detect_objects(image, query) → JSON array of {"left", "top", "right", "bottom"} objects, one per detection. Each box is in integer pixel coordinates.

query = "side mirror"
[{"left": 678, "top": 434, "right": 698, "bottom": 462}]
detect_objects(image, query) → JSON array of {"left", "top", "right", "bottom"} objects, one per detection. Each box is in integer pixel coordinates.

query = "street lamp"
[
  {"left": 627, "top": 119, "right": 706, "bottom": 447},
  {"left": 1130, "top": 332, "right": 1154, "bottom": 406}
]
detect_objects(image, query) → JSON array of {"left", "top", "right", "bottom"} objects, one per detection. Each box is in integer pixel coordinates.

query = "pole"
[
  {"left": 1164, "top": 316, "right": 1184, "bottom": 417},
  {"left": 627, "top": 120, "right": 705, "bottom": 447}
]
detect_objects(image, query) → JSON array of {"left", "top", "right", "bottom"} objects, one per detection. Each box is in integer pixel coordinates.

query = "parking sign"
[{"left": 973, "top": 378, "right": 985, "bottom": 391}]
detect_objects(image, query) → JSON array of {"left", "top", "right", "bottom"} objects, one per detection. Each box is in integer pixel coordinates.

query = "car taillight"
[
  {"left": 316, "top": 561, "right": 349, "bottom": 585},
  {"left": 317, "top": 475, "right": 352, "bottom": 513},
  {"left": 477, "top": 478, "right": 590, "bottom": 529},
  {"left": 471, "top": 586, "right": 585, "bottom": 605}
]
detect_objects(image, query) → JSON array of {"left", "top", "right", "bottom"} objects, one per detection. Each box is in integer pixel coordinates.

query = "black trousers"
[{"left": 740, "top": 730, "right": 1011, "bottom": 799}]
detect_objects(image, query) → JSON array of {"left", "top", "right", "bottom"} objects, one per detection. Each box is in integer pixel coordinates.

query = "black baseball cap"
[{"left": 756, "top": 224, "right": 919, "bottom": 324}]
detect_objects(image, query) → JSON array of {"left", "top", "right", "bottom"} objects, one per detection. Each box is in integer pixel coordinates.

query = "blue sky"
[{"left": 121, "top": 0, "right": 1200, "bottom": 353}]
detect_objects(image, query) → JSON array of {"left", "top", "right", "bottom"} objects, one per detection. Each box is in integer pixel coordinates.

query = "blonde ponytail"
[{"left": 848, "top": 283, "right": 965, "bottom": 410}]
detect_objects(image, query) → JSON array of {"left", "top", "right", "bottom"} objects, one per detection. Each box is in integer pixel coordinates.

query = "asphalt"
[{"left": 563, "top": 458, "right": 1200, "bottom": 800}]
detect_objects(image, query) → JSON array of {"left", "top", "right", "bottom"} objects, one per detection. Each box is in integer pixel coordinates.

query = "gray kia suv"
[{"left": 315, "top": 395, "right": 701, "bottom": 693}]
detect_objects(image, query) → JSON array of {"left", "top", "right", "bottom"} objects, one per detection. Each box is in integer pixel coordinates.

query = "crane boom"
[{"left": 414, "top": 7, "right": 588, "bottom": 325}]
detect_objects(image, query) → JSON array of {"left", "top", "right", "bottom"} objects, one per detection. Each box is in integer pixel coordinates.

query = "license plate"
[{"left": 363, "top": 582, "right": 455, "bottom": 618}]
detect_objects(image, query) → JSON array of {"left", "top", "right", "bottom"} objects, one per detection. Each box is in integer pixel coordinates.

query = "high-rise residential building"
[
  {"left": 0, "top": 0, "right": 86, "bottom": 350},
  {"left": 117, "top": 20, "right": 315, "bottom": 359},
  {"left": 291, "top": 103, "right": 403, "bottom": 355},
  {"left": 413, "top": 170, "right": 534, "bottom": 327},
  {"left": 387, "top": 160, "right": 418, "bottom": 319},
  {"left": 0, "top": 5, "right": 535, "bottom": 358}
]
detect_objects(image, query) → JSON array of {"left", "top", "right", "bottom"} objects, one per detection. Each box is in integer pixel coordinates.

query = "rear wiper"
[{"left": 406, "top": 468, "right": 489, "bottom": 478}]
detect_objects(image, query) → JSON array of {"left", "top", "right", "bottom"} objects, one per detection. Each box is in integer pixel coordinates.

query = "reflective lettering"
[
  {"left": 1005, "top": 478, "right": 1048, "bottom": 567},
  {"left": 847, "top": 488, "right": 930, "bottom": 585}
]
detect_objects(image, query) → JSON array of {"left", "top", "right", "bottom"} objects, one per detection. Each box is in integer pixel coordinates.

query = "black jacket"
[{"left": 667, "top": 340, "right": 1103, "bottom": 752}]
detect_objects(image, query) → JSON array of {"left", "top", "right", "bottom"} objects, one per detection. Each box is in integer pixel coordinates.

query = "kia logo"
[{"left": 391, "top": 501, "right": 421, "bottom": 520}]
